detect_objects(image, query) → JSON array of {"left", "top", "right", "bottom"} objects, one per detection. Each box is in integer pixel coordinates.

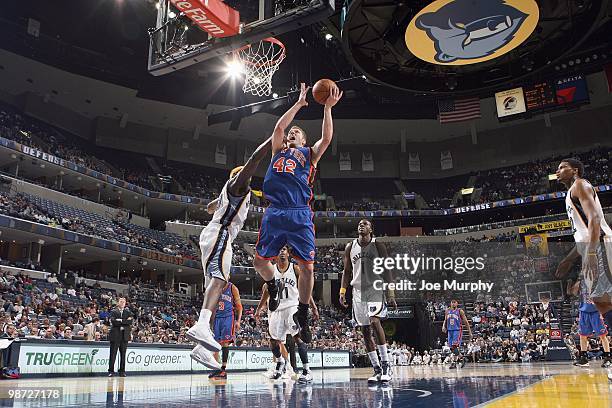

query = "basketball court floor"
[{"left": 1, "top": 362, "right": 610, "bottom": 407}]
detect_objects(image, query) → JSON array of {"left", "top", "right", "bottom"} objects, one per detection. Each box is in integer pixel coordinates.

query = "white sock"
[
  {"left": 302, "top": 363, "right": 309, "bottom": 371},
  {"left": 197, "top": 309, "right": 212, "bottom": 326},
  {"left": 377, "top": 344, "right": 389, "bottom": 362},
  {"left": 367, "top": 351, "right": 380, "bottom": 368}
]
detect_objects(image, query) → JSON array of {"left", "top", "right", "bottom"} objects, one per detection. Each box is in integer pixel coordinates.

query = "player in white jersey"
[
  {"left": 256, "top": 246, "right": 319, "bottom": 383},
  {"left": 340, "top": 219, "right": 396, "bottom": 384},
  {"left": 188, "top": 136, "right": 272, "bottom": 369},
  {"left": 555, "top": 158, "right": 612, "bottom": 348}
]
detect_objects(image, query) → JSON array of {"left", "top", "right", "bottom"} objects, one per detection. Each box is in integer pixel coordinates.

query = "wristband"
[
  {"left": 339, "top": 287, "right": 347, "bottom": 295},
  {"left": 587, "top": 252, "right": 598, "bottom": 256}
]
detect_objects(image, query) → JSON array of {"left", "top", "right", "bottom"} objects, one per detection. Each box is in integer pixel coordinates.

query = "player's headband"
[{"left": 230, "top": 166, "right": 244, "bottom": 179}]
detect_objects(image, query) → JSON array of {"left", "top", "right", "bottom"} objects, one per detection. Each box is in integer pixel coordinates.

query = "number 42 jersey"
[{"left": 263, "top": 147, "right": 316, "bottom": 209}]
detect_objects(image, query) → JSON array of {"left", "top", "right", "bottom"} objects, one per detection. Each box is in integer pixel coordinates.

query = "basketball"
[{"left": 312, "top": 79, "right": 337, "bottom": 105}]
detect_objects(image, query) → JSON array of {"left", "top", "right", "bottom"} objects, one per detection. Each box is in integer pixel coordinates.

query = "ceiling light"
[{"left": 226, "top": 60, "right": 244, "bottom": 78}]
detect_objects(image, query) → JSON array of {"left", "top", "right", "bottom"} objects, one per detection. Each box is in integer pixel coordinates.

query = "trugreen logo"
[{"left": 25, "top": 350, "right": 99, "bottom": 366}]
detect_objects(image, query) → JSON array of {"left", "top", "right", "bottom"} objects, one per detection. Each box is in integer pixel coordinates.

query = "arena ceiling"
[
  {"left": 1, "top": 1, "right": 611, "bottom": 120},
  {"left": 341, "top": 0, "right": 612, "bottom": 94}
]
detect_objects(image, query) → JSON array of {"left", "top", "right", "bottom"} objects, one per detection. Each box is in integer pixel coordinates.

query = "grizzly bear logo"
[{"left": 415, "top": 0, "right": 528, "bottom": 63}]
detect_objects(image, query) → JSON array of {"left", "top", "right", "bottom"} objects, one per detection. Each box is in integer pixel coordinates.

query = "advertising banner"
[
  {"left": 387, "top": 306, "right": 414, "bottom": 319},
  {"left": 245, "top": 349, "right": 276, "bottom": 370},
  {"left": 16, "top": 343, "right": 349, "bottom": 375},
  {"left": 322, "top": 351, "right": 350, "bottom": 368},
  {"left": 18, "top": 344, "right": 191, "bottom": 374},
  {"left": 297, "top": 351, "right": 322, "bottom": 369},
  {"left": 518, "top": 219, "right": 571, "bottom": 233},
  {"left": 192, "top": 349, "right": 247, "bottom": 371}
]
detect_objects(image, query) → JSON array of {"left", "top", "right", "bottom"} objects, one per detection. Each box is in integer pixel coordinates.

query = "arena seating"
[
  {"left": 3, "top": 102, "right": 608, "bottom": 210},
  {"left": 116, "top": 221, "right": 197, "bottom": 259},
  {"left": 0, "top": 253, "right": 585, "bottom": 364},
  {"left": 0, "top": 104, "right": 114, "bottom": 175},
  {"left": 476, "top": 147, "right": 610, "bottom": 204},
  {"left": 315, "top": 245, "right": 344, "bottom": 274},
  {"left": 321, "top": 179, "right": 398, "bottom": 211},
  {"left": 0, "top": 191, "right": 198, "bottom": 259},
  {"left": 420, "top": 298, "right": 553, "bottom": 364},
  {"left": 1, "top": 269, "right": 360, "bottom": 350},
  {"left": 0, "top": 187, "right": 347, "bottom": 274},
  {"left": 163, "top": 162, "right": 227, "bottom": 200},
  {"left": 405, "top": 175, "right": 472, "bottom": 209}
]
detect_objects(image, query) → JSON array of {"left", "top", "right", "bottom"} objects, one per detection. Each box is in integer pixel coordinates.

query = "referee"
[{"left": 108, "top": 297, "right": 133, "bottom": 377}]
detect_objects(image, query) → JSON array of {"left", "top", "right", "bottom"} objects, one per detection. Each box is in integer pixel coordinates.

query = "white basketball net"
[{"left": 234, "top": 38, "right": 285, "bottom": 97}]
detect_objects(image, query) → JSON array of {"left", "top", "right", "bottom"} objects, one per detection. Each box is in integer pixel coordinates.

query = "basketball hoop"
[{"left": 232, "top": 37, "right": 286, "bottom": 97}]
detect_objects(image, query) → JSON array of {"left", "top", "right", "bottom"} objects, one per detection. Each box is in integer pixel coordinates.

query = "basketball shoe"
[
  {"left": 268, "top": 279, "right": 283, "bottom": 312},
  {"left": 265, "top": 366, "right": 276, "bottom": 379},
  {"left": 292, "top": 311, "right": 312, "bottom": 344},
  {"left": 573, "top": 354, "right": 590, "bottom": 367},
  {"left": 298, "top": 368, "right": 313, "bottom": 384},
  {"left": 380, "top": 362, "right": 391, "bottom": 383},
  {"left": 272, "top": 359, "right": 286, "bottom": 380},
  {"left": 368, "top": 366, "right": 382, "bottom": 383},
  {"left": 209, "top": 369, "right": 227, "bottom": 379},
  {"left": 187, "top": 323, "right": 221, "bottom": 352},
  {"left": 190, "top": 344, "right": 221, "bottom": 370}
]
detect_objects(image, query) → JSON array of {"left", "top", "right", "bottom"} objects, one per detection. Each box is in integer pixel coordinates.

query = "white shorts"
[
  {"left": 200, "top": 224, "right": 232, "bottom": 282},
  {"left": 352, "top": 289, "right": 387, "bottom": 326},
  {"left": 268, "top": 305, "right": 299, "bottom": 342},
  {"left": 587, "top": 239, "right": 612, "bottom": 300}
]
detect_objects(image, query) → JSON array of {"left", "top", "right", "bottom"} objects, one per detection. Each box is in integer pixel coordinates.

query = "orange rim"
[{"left": 232, "top": 37, "right": 286, "bottom": 68}]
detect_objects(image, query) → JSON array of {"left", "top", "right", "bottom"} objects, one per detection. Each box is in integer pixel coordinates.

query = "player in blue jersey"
[
  {"left": 253, "top": 82, "right": 342, "bottom": 343},
  {"left": 208, "top": 281, "right": 243, "bottom": 379},
  {"left": 442, "top": 299, "right": 472, "bottom": 369},
  {"left": 570, "top": 279, "right": 611, "bottom": 367}
]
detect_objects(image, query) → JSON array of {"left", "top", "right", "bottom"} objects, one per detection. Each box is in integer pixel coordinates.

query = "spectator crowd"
[{"left": 1, "top": 103, "right": 608, "bottom": 210}]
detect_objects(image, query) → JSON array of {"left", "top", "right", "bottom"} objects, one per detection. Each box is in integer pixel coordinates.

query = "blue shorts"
[
  {"left": 448, "top": 330, "right": 462, "bottom": 347},
  {"left": 214, "top": 315, "right": 235, "bottom": 344},
  {"left": 579, "top": 310, "right": 608, "bottom": 337},
  {"left": 255, "top": 206, "right": 315, "bottom": 263}
]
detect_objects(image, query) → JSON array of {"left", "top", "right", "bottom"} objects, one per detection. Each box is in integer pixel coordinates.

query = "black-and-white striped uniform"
[{"left": 200, "top": 181, "right": 250, "bottom": 281}]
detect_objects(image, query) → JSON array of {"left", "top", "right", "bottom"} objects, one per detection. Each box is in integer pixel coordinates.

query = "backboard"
[{"left": 148, "top": 0, "right": 335, "bottom": 76}]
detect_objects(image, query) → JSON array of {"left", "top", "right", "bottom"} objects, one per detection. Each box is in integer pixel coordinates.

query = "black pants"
[{"left": 109, "top": 340, "right": 127, "bottom": 373}]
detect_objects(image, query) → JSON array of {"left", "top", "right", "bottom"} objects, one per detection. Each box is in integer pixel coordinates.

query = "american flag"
[{"left": 438, "top": 98, "right": 481, "bottom": 124}]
